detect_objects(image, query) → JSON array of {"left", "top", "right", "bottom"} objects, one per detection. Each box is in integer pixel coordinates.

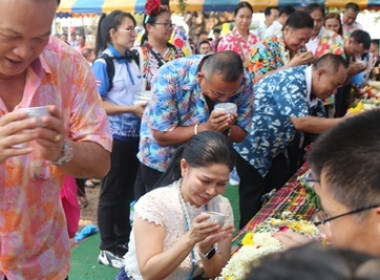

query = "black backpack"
[{"left": 98, "top": 49, "right": 140, "bottom": 92}]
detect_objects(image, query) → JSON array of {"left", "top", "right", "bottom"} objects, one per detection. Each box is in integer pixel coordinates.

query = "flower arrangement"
[{"left": 220, "top": 215, "right": 319, "bottom": 280}]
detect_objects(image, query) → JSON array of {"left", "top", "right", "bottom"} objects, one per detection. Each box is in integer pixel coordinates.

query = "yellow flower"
[{"left": 242, "top": 232, "right": 254, "bottom": 246}]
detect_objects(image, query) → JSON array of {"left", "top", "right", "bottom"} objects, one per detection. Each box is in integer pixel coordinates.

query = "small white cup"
[
  {"left": 202, "top": 211, "right": 226, "bottom": 227},
  {"left": 19, "top": 106, "right": 49, "bottom": 118},
  {"left": 133, "top": 90, "right": 151, "bottom": 105},
  {"left": 214, "top": 103, "right": 237, "bottom": 115}
]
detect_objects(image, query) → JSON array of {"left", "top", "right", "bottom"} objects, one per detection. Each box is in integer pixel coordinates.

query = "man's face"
[
  {"left": 198, "top": 72, "right": 242, "bottom": 102},
  {"left": 266, "top": 9, "right": 279, "bottom": 26},
  {"left": 283, "top": 26, "right": 313, "bottom": 52},
  {"left": 345, "top": 38, "right": 366, "bottom": 57},
  {"left": 0, "top": 0, "right": 57, "bottom": 79},
  {"left": 310, "top": 9, "right": 324, "bottom": 38},
  {"left": 313, "top": 65, "right": 346, "bottom": 99},
  {"left": 315, "top": 170, "right": 380, "bottom": 256},
  {"left": 343, "top": 9, "right": 358, "bottom": 25},
  {"left": 198, "top": 43, "right": 211, "bottom": 55}
]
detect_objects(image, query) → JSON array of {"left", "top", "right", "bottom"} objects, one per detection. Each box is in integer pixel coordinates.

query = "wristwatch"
[
  {"left": 198, "top": 245, "right": 216, "bottom": 260},
  {"left": 53, "top": 140, "right": 74, "bottom": 166}
]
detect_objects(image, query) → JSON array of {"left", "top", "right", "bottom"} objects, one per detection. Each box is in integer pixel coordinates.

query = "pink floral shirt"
[
  {"left": 0, "top": 37, "right": 112, "bottom": 280},
  {"left": 217, "top": 27, "right": 259, "bottom": 61}
]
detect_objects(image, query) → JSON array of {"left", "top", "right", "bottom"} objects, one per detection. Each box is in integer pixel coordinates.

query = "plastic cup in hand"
[
  {"left": 133, "top": 90, "right": 150, "bottom": 105},
  {"left": 202, "top": 211, "right": 226, "bottom": 227},
  {"left": 19, "top": 106, "right": 49, "bottom": 118},
  {"left": 214, "top": 103, "right": 237, "bottom": 115}
]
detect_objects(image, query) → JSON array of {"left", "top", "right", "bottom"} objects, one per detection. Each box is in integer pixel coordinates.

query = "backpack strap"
[{"left": 98, "top": 53, "right": 115, "bottom": 92}]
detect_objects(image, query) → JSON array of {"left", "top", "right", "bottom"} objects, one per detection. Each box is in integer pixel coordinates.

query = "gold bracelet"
[{"left": 194, "top": 124, "right": 199, "bottom": 135}]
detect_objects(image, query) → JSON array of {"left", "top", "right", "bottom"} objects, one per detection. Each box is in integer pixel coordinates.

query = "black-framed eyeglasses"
[
  {"left": 154, "top": 22, "right": 174, "bottom": 30},
  {"left": 305, "top": 172, "right": 320, "bottom": 184},
  {"left": 314, "top": 204, "right": 380, "bottom": 226}
]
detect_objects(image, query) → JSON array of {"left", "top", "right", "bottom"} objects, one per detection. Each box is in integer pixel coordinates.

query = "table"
[{"left": 231, "top": 162, "right": 319, "bottom": 253}]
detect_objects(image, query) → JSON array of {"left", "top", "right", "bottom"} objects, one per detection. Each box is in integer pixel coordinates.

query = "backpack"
[{"left": 98, "top": 48, "right": 142, "bottom": 92}]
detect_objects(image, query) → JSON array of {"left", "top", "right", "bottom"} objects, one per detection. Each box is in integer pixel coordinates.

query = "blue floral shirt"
[
  {"left": 234, "top": 65, "right": 323, "bottom": 177},
  {"left": 138, "top": 55, "right": 254, "bottom": 172}
]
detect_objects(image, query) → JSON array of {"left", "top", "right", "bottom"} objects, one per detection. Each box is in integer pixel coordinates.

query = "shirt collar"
[
  {"left": 108, "top": 44, "right": 129, "bottom": 64},
  {"left": 305, "top": 65, "right": 317, "bottom": 107},
  {"left": 36, "top": 48, "right": 52, "bottom": 75}
]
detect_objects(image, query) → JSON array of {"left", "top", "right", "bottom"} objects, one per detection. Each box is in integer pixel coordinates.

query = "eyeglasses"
[
  {"left": 154, "top": 22, "right": 174, "bottom": 30},
  {"left": 120, "top": 27, "right": 137, "bottom": 33},
  {"left": 305, "top": 172, "right": 320, "bottom": 184},
  {"left": 314, "top": 204, "right": 380, "bottom": 226}
]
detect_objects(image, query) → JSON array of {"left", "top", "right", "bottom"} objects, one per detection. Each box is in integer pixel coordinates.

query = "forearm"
[
  {"left": 60, "top": 140, "right": 110, "bottom": 179},
  {"left": 140, "top": 233, "right": 195, "bottom": 280},
  {"left": 291, "top": 116, "right": 344, "bottom": 134},
  {"left": 102, "top": 101, "right": 135, "bottom": 115},
  {"left": 201, "top": 251, "right": 229, "bottom": 278},
  {"left": 228, "top": 125, "right": 247, "bottom": 142}
]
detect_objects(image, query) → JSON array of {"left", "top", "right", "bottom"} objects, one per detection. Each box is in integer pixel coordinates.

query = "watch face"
[{"left": 206, "top": 247, "right": 216, "bottom": 259}]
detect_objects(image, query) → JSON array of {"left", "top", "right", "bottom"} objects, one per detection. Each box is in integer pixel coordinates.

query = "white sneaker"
[{"left": 98, "top": 250, "right": 125, "bottom": 269}]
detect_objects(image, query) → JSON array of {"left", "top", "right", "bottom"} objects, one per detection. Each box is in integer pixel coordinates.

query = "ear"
[
  {"left": 197, "top": 71, "right": 205, "bottom": 84},
  {"left": 109, "top": 28, "right": 117, "bottom": 41},
  {"left": 180, "top": 158, "right": 188, "bottom": 177},
  {"left": 283, "top": 25, "right": 291, "bottom": 36}
]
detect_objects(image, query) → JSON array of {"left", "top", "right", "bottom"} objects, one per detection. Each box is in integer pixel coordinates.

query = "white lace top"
[{"left": 123, "top": 180, "right": 234, "bottom": 279}]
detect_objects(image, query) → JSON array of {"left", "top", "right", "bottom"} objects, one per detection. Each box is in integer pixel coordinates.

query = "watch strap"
[{"left": 198, "top": 245, "right": 216, "bottom": 260}]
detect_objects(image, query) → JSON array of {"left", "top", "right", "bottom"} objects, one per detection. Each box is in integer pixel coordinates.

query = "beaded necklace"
[{"left": 178, "top": 186, "right": 208, "bottom": 280}]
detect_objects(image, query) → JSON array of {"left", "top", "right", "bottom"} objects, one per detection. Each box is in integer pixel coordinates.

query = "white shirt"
[
  {"left": 305, "top": 65, "right": 318, "bottom": 107},
  {"left": 264, "top": 20, "right": 283, "bottom": 39}
]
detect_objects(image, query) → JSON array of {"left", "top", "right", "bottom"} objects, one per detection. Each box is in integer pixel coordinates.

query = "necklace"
[{"left": 178, "top": 186, "right": 208, "bottom": 280}]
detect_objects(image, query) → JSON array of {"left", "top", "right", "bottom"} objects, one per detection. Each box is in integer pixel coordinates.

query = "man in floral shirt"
[
  {"left": 135, "top": 51, "right": 254, "bottom": 199},
  {"left": 234, "top": 54, "right": 348, "bottom": 228}
]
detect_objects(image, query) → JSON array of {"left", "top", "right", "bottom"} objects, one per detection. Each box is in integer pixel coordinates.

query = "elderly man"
[
  {"left": 234, "top": 54, "right": 348, "bottom": 228},
  {"left": 257, "top": 6, "right": 279, "bottom": 39},
  {"left": 276, "top": 109, "right": 380, "bottom": 257},
  {"left": 342, "top": 2, "right": 362, "bottom": 39},
  {"left": 135, "top": 51, "right": 254, "bottom": 199},
  {"left": 0, "top": 0, "right": 112, "bottom": 279},
  {"left": 264, "top": 5, "right": 295, "bottom": 38}
]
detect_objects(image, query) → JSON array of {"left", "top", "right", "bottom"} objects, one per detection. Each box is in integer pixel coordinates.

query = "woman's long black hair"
[
  {"left": 95, "top": 10, "right": 136, "bottom": 55},
  {"left": 154, "top": 131, "right": 236, "bottom": 188}
]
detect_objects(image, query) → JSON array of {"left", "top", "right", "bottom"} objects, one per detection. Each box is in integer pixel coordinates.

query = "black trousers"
[
  {"left": 235, "top": 152, "right": 290, "bottom": 229},
  {"left": 134, "top": 163, "right": 164, "bottom": 201},
  {"left": 334, "top": 84, "right": 352, "bottom": 117},
  {"left": 98, "top": 139, "right": 139, "bottom": 253}
]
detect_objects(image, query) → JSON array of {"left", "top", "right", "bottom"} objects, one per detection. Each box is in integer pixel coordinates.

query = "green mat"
[
  {"left": 69, "top": 233, "right": 119, "bottom": 279},
  {"left": 70, "top": 184, "right": 239, "bottom": 279}
]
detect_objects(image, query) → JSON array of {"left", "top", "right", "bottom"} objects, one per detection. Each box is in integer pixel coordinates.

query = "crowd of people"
[{"left": 1, "top": 0, "right": 380, "bottom": 279}]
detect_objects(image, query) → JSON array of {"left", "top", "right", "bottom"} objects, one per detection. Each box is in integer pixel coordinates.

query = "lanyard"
[{"left": 178, "top": 188, "right": 208, "bottom": 280}]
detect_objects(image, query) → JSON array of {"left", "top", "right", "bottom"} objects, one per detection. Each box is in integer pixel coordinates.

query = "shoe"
[
  {"left": 98, "top": 250, "right": 125, "bottom": 269},
  {"left": 116, "top": 244, "right": 128, "bottom": 257}
]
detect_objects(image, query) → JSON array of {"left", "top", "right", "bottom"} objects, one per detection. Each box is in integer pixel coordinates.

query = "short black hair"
[
  {"left": 279, "top": 5, "right": 296, "bottom": 17},
  {"left": 199, "top": 40, "right": 211, "bottom": 47},
  {"left": 234, "top": 1, "right": 253, "bottom": 16},
  {"left": 284, "top": 11, "right": 314, "bottom": 30},
  {"left": 202, "top": 51, "right": 243, "bottom": 82},
  {"left": 304, "top": 3, "right": 325, "bottom": 17},
  {"left": 308, "top": 109, "right": 380, "bottom": 210},
  {"left": 246, "top": 243, "right": 376, "bottom": 280},
  {"left": 264, "top": 6, "right": 279, "bottom": 16},
  {"left": 313, "top": 53, "right": 348, "bottom": 72},
  {"left": 350, "top": 29, "right": 371, "bottom": 50},
  {"left": 345, "top": 2, "right": 360, "bottom": 13}
]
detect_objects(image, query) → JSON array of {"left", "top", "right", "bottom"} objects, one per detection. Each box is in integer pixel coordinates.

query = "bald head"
[{"left": 202, "top": 51, "right": 243, "bottom": 82}]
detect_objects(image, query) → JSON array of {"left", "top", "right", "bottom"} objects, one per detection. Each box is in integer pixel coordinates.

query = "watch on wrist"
[
  {"left": 198, "top": 245, "right": 216, "bottom": 260},
  {"left": 53, "top": 140, "right": 74, "bottom": 166}
]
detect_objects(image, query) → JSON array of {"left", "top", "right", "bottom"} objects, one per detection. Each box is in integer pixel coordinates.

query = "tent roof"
[{"left": 56, "top": 0, "right": 380, "bottom": 15}]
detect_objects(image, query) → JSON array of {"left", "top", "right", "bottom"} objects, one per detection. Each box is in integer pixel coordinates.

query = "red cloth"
[{"left": 60, "top": 175, "right": 80, "bottom": 238}]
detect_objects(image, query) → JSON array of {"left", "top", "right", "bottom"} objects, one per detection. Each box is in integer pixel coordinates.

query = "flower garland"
[{"left": 220, "top": 215, "right": 319, "bottom": 280}]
